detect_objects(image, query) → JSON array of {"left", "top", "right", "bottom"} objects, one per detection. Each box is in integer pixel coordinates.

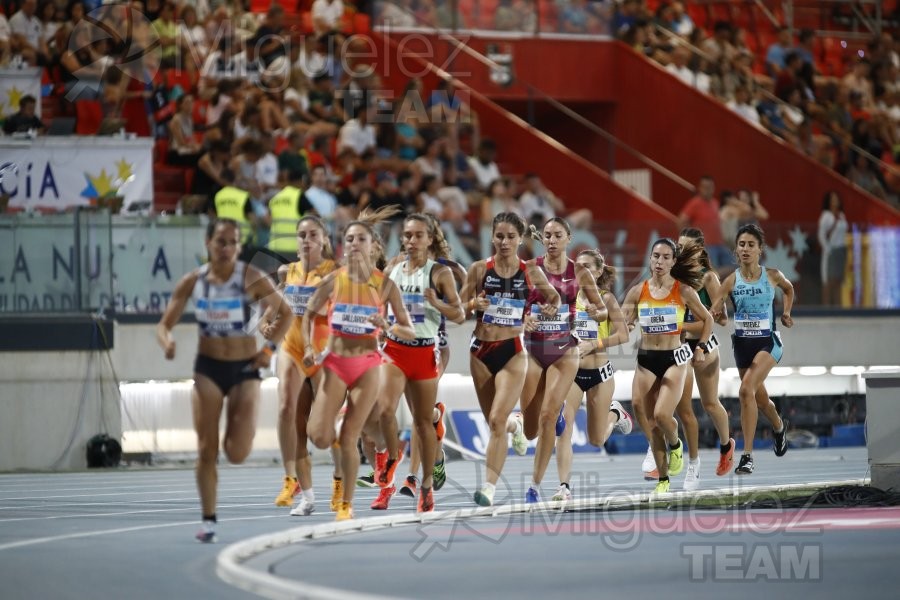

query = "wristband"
[{"left": 696, "top": 341, "right": 709, "bottom": 354}]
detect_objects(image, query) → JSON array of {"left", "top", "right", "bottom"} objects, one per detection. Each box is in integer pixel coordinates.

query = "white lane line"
[
  {"left": 0, "top": 502, "right": 282, "bottom": 523},
  {"left": 0, "top": 514, "right": 284, "bottom": 552},
  {"left": 0, "top": 490, "right": 285, "bottom": 510}
]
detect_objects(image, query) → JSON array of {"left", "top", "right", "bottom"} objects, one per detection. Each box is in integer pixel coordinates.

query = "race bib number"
[
  {"left": 284, "top": 285, "right": 316, "bottom": 316},
  {"left": 735, "top": 312, "right": 771, "bottom": 338},
  {"left": 482, "top": 296, "right": 525, "bottom": 327},
  {"left": 195, "top": 297, "right": 244, "bottom": 334},
  {"left": 598, "top": 361, "right": 614, "bottom": 383},
  {"left": 331, "top": 303, "right": 379, "bottom": 335},
  {"left": 639, "top": 305, "right": 679, "bottom": 334},
  {"left": 673, "top": 343, "right": 693, "bottom": 366},
  {"left": 574, "top": 310, "right": 598, "bottom": 340},
  {"left": 389, "top": 293, "right": 426, "bottom": 324},
  {"left": 531, "top": 304, "right": 570, "bottom": 334}
]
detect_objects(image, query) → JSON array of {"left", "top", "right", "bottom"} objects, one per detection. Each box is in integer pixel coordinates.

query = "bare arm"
[
  {"left": 526, "top": 262, "right": 561, "bottom": 317},
  {"left": 620, "top": 283, "right": 642, "bottom": 329},
  {"left": 246, "top": 265, "right": 293, "bottom": 345},
  {"left": 156, "top": 272, "right": 198, "bottom": 360},
  {"left": 380, "top": 279, "right": 416, "bottom": 340},
  {"left": 575, "top": 263, "right": 608, "bottom": 323},
  {"left": 598, "top": 291, "right": 629, "bottom": 350},
  {"left": 680, "top": 285, "right": 713, "bottom": 363},
  {"left": 425, "top": 265, "right": 465, "bottom": 325},
  {"left": 768, "top": 268, "right": 795, "bottom": 327},
  {"left": 712, "top": 272, "right": 736, "bottom": 319},
  {"left": 460, "top": 260, "right": 487, "bottom": 317}
]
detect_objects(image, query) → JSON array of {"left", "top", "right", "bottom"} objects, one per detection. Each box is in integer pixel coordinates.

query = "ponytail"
[{"left": 656, "top": 238, "right": 705, "bottom": 290}]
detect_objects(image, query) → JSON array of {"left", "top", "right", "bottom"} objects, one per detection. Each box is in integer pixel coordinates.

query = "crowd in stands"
[{"left": 0, "top": 0, "right": 593, "bottom": 256}]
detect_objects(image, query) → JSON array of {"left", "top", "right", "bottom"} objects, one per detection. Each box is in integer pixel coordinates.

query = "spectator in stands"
[
  {"left": 843, "top": 58, "right": 874, "bottom": 108},
  {"left": 417, "top": 174, "right": 444, "bottom": 216},
  {"left": 701, "top": 21, "right": 735, "bottom": 65},
  {"left": 611, "top": 0, "right": 639, "bottom": 37},
  {"left": 380, "top": 0, "right": 416, "bottom": 28},
  {"left": 444, "top": 125, "right": 476, "bottom": 193},
  {"left": 765, "top": 26, "right": 792, "bottom": 77},
  {"left": 727, "top": 86, "right": 761, "bottom": 127},
  {"left": 312, "top": 0, "right": 345, "bottom": 34},
  {"left": 666, "top": 45, "right": 695, "bottom": 87},
  {"left": 360, "top": 170, "right": 406, "bottom": 217},
  {"left": 251, "top": 5, "right": 287, "bottom": 68},
  {"left": 561, "top": 0, "right": 591, "bottom": 34},
  {"left": 179, "top": 5, "right": 210, "bottom": 62},
  {"left": 193, "top": 140, "right": 234, "bottom": 209},
  {"left": 818, "top": 190, "right": 849, "bottom": 306},
  {"left": 230, "top": 137, "right": 267, "bottom": 201},
  {"left": 256, "top": 136, "right": 281, "bottom": 200},
  {"left": 495, "top": 0, "right": 520, "bottom": 31},
  {"left": 152, "top": 2, "right": 179, "bottom": 69},
  {"left": 309, "top": 72, "right": 341, "bottom": 123},
  {"left": 338, "top": 101, "right": 377, "bottom": 156},
  {"left": 9, "top": 0, "right": 47, "bottom": 65},
  {"left": 278, "top": 128, "right": 309, "bottom": 187},
  {"left": 481, "top": 177, "right": 522, "bottom": 224},
  {"left": 677, "top": 175, "right": 731, "bottom": 269},
  {"left": 2, "top": 94, "right": 44, "bottom": 134},
  {"left": 668, "top": 1, "right": 693, "bottom": 36},
  {"left": 0, "top": 13, "right": 10, "bottom": 67},
  {"left": 167, "top": 94, "right": 204, "bottom": 166},
  {"left": 394, "top": 91, "right": 426, "bottom": 161},
  {"left": 795, "top": 28, "right": 816, "bottom": 71},
  {"left": 846, "top": 152, "right": 887, "bottom": 200},
  {"left": 201, "top": 37, "right": 245, "bottom": 86},
  {"left": 775, "top": 51, "right": 803, "bottom": 100},
  {"left": 336, "top": 168, "right": 369, "bottom": 222},
  {"left": 59, "top": 25, "right": 105, "bottom": 100},
  {"left": 519, "top": 171, "right": 593, "bottom": 230},
  {"left": 281, "top": 68, "right": 316, "bottom": 124},
  {"left": 300, "top": 164, "right": 339, "bottom": 222},
  {"left": 469, "top": 138, "right": 501, "bottom": 192},
  {"left": 234, "top": 103, "right": 263, "bottom": 140}
]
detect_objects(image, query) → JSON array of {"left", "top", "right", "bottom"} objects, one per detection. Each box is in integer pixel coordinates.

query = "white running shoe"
[
  {"left": 641, "top": 445, "right": 655, "bottom": 473},
  {"left": 510, "top": 413, "right": 528, "bottom": 456},
  {"left": 609, "top": 400, "right": 634, "bottom": 435},
  {"left": 682, "top": 460, "right": 700, "bottom": 491},
  {"left": 550, "top": 484, "right": 572, "bottom": 502},
  {"left": 290, "top": 497, "right": 315, "bottom": 516}
]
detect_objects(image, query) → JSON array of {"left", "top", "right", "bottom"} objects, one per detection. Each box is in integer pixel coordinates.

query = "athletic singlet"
[
  {"left": 282, "top": 259, "right": 336, "bottom": 351},
  {"left": 684, "top": 268, "right": 712, "bottom": 324},
  {"left": 527, "top": 256, "right": 578, "bottom": 339},
  {"left": 192, "top": 262, "right": 254, "bottom": 338},
  {"left": 730, "top": 267, "right": 776, "bottom": 338},
  {"left": 327, "top": 267, "right": 385, "bottom": 338},
  {"left": 478, "top": 257, "right": 529, "bottom": 328},
  {"left": 388, "top": 259, "right": 440, "bottom": 339},
  {"left": 574, "top": 291, "right": 610, "bottom": 341},
  {"left": 637, "top": 280, "right": 685, "bottom": 336}
]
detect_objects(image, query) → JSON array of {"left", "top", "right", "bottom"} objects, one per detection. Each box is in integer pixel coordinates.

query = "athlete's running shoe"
[
  {"left": 474, "top": 485, "right": 495, "bottom": 507},
  {"left": 610, "top": 400, "right": 633, "bottom": 434},
  {"left": 377, "top": 449, "right": 403, "bottom": 488},
  {"left": 652, "top": 480, "right": 670, "bottom": 495},
  {"left": 371, "top": 484, "right": 396, "bottom": 510},
  {"left": 399, "top": 475, "right": 419, "bottom": 498},
  {"left": 525, "top": 486, "right": 541, "bottom": 503},
  {"left": 716, "top": 438, "right": 735, "bottom": 476},
  {"left": 642, "top": 445, "right": 658, "bottom": 480},
  {"left": 356, "top": 470, "right": 376, "bottom": 488},
  {"left": 735, "top": 453, "right": 754, "bottom": 475},
  {"left": 550, "top": 484, "right": 572, "bottom": 502},
  {"left": 682, "top": 461, "right": 700, "bottom": 491},
  {"left": 417, "top": 487, "right": 435, "bottom": 513},
  {"left": 434, "top": 402, "right": 446, "bottom": 441},
  {"left": 330, "top": 477, "right": 344, "bottom": 511},
  {"left": 335, "top": 502, "right": 354, "bottom": 521},
  {"left": 774, "top": 419, "right": 789, "bottom": 457},
  {"left": 274, "top": 476, "right": 300, "bottom": 507},
  {"left": 668, "top": 441, "right": 684, "bottom": 476},
  {"left": 511, "top": 413, "right": 527, "bottom": 456},
  {"left": 290, "top": 496, "right": 315, "bottom": 516},
  {"left": 195, "top": 521, "right": 216, "bottom": 543},
  {"left": 433, "top": 455, "right": 447, "bottom": 491}
]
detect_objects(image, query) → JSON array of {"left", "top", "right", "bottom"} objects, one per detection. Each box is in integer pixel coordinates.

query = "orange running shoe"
[
  {"left": 275, "top": 476, "right": 300, "bottom": 507},
  {"left": 377, "top": 449, "right": 403, "bottom": 488},
  {"left": 417, "top": 486, "right": 435, "bottom": 513},
  {"left": 335, "top": 501, "right": 354, "bottom": 521},
  {"left": 434, "top": 402, "right": 446, "bottom": 441},
  {"left": 371, "top": 484, "right": 396, "bottom": 510},
  {"left": 716, "top": 438, "right": 736, "bottom": 476}
]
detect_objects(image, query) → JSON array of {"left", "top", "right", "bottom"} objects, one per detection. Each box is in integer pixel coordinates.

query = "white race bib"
[
  {"left": 389, "top": 292, "right": 425, "bottom": 324},
  {"left": 195, "top": 297, "right": 244, "bottom": 334},
  {"left": 598, "top": 361, "right": 614, "bottom": 383},
  {"left": 574, "top": 310, "right": 598, "bottom": 340},
  {"left": 639, "top": 305, "right": 679, "bottom": 334},
  {"left": 331, "top": 303, "right": 379, "bottom": 335},
  {"left": 284, "top": 285, "right": 316, "bottom": 316},
  {"left": 482, "top": 296, "right": 525, "bottom": 327},
  {"left": 673, "top": 343, "right": 693, "bottom": 366},
  {"left": 735, "top": 312, "right": 771, "bottom": 338},
  {"left": 531, "top": 303, "right": 570, "bottom": 334}
]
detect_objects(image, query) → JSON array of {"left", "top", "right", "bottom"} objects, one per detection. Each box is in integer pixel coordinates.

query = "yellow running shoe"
[
  {"left": 335, "top": 501, "right": 354, "bottom": 521},
  {"left": 274, "top": 476, "right": 299, "bottom": 507},
  {"left": 653, "top": 479, "right": 670, "bottom": 495},
  {"left": 330, "top": 477, "right": 344, "bottom": 512},
  {"left": 668, "top": 441, "right": 684, "bottom": 476}
]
